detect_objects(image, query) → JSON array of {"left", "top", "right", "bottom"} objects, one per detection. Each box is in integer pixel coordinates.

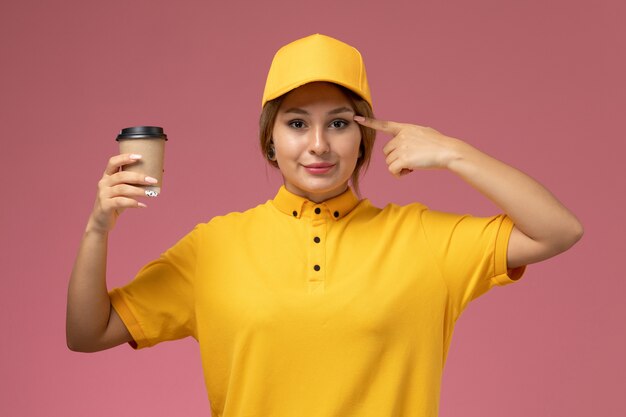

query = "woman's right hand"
[{"left": 86, "top": 153, "right": 158, "bottom": 234}]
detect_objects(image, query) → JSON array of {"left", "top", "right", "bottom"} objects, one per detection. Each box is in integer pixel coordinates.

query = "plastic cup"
[{"left": 116, "top": 126, "right": 167, "bottom": 196}]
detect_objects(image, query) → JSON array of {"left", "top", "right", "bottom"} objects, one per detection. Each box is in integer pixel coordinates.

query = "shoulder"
[
  {"left": 359, "top": 198, "right": 504, "bottom": 232},
  {"left": 346, "top": 198, "right": 431, "bottom": 232},
  {"left": 171, "top": 201, "right": 275, "bottom": 251},
  {"left": 363, "top": 199, "right": 430, "bottom": 221},
  {"left": 195, "top": 200, "right": 275, "bottom": 233}
]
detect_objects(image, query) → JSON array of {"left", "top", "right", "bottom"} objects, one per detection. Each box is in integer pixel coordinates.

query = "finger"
[
  {"left": 385, "top": 149, "right": 399, "bottom": 167},
  {"left": 353, "top": 116, "right": 403, "bottom": 135},
  {"left": 382, "top": 137, "right": 401, "bottom": 156},
  {"left": 105, "top": 183, "right": 154, "bottom": 200},
  {"left": 106, "top": 170, "right": 159, "bottom": 187},
  {"left": 104, "top": 153, "right": 143, "bottom": 176},
  {"left": 387, "top": 151, "right": 414, "bottom": 176},
  {"left": 107, "top": 196, "right": 147, "bottom": 210},
  {"left": 99, "top": 196, "right": 147, "bottom": 218},
  {"left": 388, "top": 159, "right": 409, "bottom": 177}
]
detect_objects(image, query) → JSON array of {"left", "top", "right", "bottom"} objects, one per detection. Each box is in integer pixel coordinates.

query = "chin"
[{"left": 301, "top": 182, "right": 349, "bottom": 199}]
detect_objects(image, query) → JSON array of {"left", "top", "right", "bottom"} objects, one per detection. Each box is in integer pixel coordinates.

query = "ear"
[{"left": 267, "top": 142, "right": 277, "bottom": 162}]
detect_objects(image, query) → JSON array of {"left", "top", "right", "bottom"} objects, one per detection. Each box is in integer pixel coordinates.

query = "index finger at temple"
[{"left": 354, "top": 116, "right": 402, "bottom": 135}]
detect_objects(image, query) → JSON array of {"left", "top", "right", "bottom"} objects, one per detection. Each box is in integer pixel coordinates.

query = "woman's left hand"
[{"left": 354, "top": 115, "right": 459, "bottom": 177}]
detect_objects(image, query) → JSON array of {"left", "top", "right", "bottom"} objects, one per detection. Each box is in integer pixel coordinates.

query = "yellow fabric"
[
  {"left": 261, "top": 34, "right": 372, "bottom": 108},
  {"left": 110, "top": 186, "right": 525, "bottom": 417}
]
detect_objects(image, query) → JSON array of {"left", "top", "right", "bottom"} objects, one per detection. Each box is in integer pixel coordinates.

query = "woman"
[{"left": 67, "top": 34, "right": 583, "bottom": 416}]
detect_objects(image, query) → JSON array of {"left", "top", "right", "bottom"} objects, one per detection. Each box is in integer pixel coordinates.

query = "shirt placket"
[{"left": 307, "top": 205, "right": 328, "bottom": 294}]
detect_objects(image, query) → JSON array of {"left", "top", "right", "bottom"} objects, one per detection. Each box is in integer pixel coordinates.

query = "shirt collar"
[{"left": 271, "top": 186, "right": 361, "bottom": 220}]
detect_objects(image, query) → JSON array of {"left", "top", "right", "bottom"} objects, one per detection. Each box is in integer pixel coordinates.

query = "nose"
[{"left": 308, "top": 125, "right": 330, "bottom": 156}]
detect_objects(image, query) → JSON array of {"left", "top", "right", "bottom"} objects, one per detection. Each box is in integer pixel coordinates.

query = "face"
[{"left": 272, "top": 82, "right": 361, "bottom": 203}]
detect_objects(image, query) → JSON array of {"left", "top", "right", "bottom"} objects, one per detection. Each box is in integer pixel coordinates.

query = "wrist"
[
  {"left": 441, "top": 136, "right": 470, "bottom": 170},
  {"left": 85, "top": 214, "right": 112, "bottom": 236}
]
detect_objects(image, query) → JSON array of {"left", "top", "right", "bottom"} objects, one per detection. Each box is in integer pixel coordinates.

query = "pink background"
[{"left": 1, "top": 0, "right": 624, "bottom": 415}]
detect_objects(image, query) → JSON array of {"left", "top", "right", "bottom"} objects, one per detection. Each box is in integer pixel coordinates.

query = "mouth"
[{"left": 303, "top": 162, "right": 336, "bottom": 174}]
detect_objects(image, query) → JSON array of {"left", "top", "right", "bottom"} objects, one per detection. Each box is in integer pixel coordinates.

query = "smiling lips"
[{"left": 303, "top": 162, "right": 336, "bottom": 175}]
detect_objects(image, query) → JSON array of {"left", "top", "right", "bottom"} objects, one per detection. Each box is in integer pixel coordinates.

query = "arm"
[
  {"left": 66, "top": 153, "right": 157, "bottom": 352},
  {"left": 354, "top": 116, "right": 583, "bottom": 269}
]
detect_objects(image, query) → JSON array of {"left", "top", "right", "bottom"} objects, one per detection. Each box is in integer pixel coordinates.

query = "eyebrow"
[{"left": 283, "top": 106, "right": 354, "bottom": 115}]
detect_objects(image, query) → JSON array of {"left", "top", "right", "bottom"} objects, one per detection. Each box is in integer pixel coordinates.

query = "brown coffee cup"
[{"left": 116, "top": 126, "right": 167, "bottom": 196}]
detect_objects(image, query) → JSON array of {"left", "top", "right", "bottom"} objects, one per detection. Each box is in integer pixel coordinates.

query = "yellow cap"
[{"left": 262, "top": 34, "right": 372, "bottom": 108}]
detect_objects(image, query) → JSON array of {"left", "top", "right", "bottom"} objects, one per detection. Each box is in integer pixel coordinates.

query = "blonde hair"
[{"left": 259, "top": 84, "right": 376, "bottom": 196}]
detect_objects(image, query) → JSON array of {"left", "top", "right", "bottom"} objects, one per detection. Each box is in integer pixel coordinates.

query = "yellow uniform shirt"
[{"left": 110, "top": 186, "right": 525, "bottom": 417}]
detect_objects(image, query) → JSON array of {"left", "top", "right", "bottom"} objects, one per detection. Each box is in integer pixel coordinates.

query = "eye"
[
  {"left": 330, "top": 119, "right": 349, "bottom": 129},
  {"left": 288, "top": 120, "right": 306, "bottom": 129}
]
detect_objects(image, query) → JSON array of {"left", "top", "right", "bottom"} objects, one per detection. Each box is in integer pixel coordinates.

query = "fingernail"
[
  {"left": 145, "top": 176, "right": 158, "bottom": 184},
  {"left": 130, "top": 154, "right": 142, "bottom": 160},
  {"left": 145, "top": 190, "right": 159, "bottom": 197},
  {"left": 353, "top": 115, "right": 365, "bottom": 122},
  {"left": 138, "top": 202, "right": 147, "bottom": 208}
]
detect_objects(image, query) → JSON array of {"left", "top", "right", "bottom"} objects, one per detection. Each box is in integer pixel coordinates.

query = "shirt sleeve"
[
  {"left": 419, "top": 210, "right": 526, "bottom": 316},
  {"left": 109, "top": 224, "right": 202, "bottom": 349}
]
